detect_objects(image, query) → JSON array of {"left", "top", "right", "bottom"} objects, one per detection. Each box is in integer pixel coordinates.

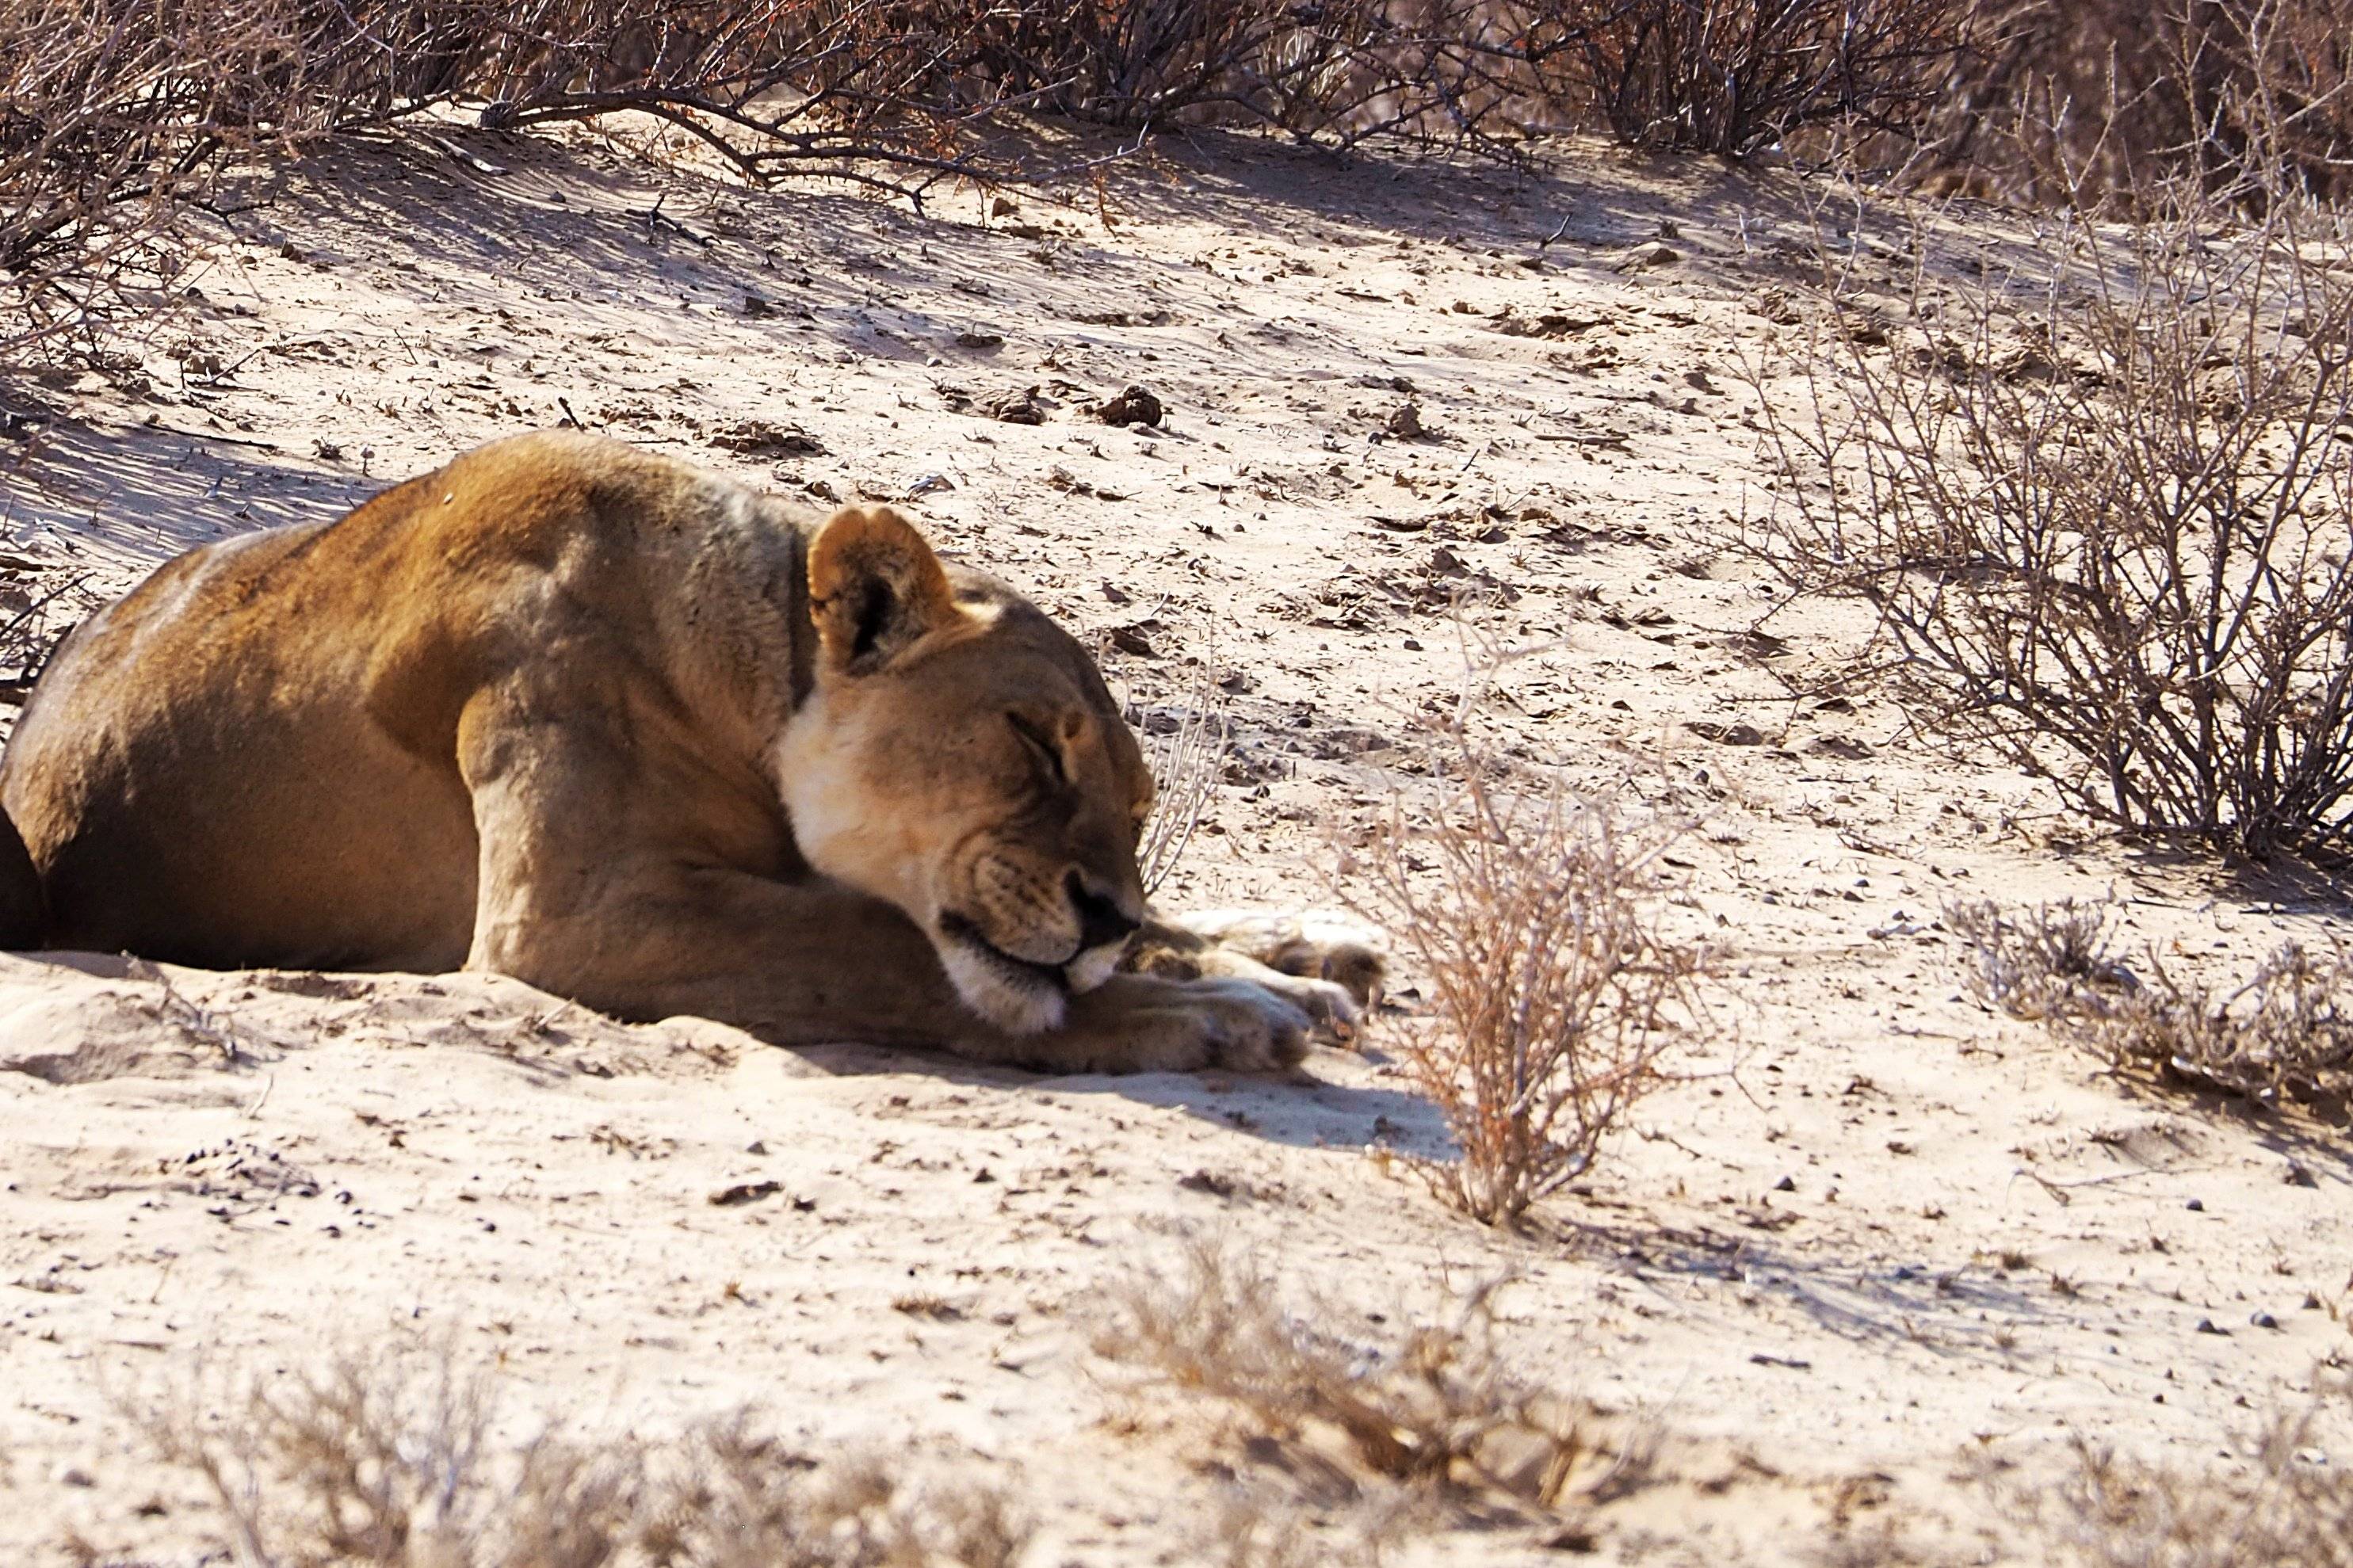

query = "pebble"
[{"left": 1098, "top": 385, "right": 1163, "bottom": 427}]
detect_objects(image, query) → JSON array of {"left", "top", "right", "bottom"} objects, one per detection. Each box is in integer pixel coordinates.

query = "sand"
[{"left": 0, "top": 124, "right": 2346, "bottom": 1565}]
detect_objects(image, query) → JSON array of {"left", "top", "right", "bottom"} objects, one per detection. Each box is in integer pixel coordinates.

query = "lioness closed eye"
[{"left": 0, "top": 431, "right": 1381, "bottom": 1074}]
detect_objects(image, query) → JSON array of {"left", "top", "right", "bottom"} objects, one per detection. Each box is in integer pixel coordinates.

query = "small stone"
[
  {"left": 1615, "top": 241, "right": 1681, "bottom": 273},
  {"left": 978, "top": 387, "right": 1045, "bottom": 425},
  {"left": 2194, "top": 1317, "right": 2229, "bottom": 1335},
  {"left": 1773, "top": 1175, "right": 1797, "bottom": 1192},
  {"left": 1385, "top": 402, "right": 1424, "bottom": 438},
  {"left": 1098, "top": 385, "right": 1163, "bottom": 427},
  {"left": 709, "top": 1180, "right": 782, "bottom": 1207},
  {"left": 2251, "top": 1311, "right": 2279, "bottom": 1330},
  {"left": 2187, "top": 1198, "right": 2205, "bottom": 1211}
]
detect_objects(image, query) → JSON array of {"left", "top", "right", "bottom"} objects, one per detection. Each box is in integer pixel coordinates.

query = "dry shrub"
[
  {"left": 0, "top": 0, "right": 1988, "bottom": 360},
  {"left": 1946, "top": 898, "right": 2353, "bottom": 1110},
  {"left": 1516, "top": 0, "right": 1971, "bottom": 155},
  {"left": 1925, "top": 0, "right": 2353, "bottom": 208},
  {"left": 1997, "top": 1374, "right": 2352, "bottom": 1566},
  {"left": 1, "top": 0, "right": 1437, "bottom": 360},
  {"left": 1095, "top": 1239, "right": 1650, "bottom": 1510},
  {"left": 1746, "top": 154, "right": 2353, "bottom": 863},
  {"left": 1944, "top": 895, "right": 2138, "bottom": 1022},
  {"left": 1346, "top": 746, "right": 1702, "bottom": 1225},
  {"left": 139, "top": 1352, "right": 1029, "bottom": 1567}
]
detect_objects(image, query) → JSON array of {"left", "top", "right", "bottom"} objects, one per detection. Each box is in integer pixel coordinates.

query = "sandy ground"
[{"left": 1, "top": 124, "right": 2347, "bottom": 1566}]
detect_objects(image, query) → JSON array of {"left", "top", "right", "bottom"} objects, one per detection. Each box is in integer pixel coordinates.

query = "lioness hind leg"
[{"left": 1126, "top": 908, "right": 1388, "bottom": 1046}]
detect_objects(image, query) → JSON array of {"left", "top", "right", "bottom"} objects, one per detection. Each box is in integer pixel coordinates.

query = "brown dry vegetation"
[
  {"left": 19, "top": 0, "right": 2353, "bottom": 361},
  {"left": 1947, "top": 897, "right": 2353, "bottom": 1111},
  {"left": 1094, "top": 1238, "right": 1651, "bottom": 1512},
  {"left": 1745, "top": 149, "right": 2353, "bottom": 863},
  {"left": 1993, "top": 1373, "right": 2353, "bottom": 1568},
  {"left": 128, "top": 1352, "right": 1029, "bottom": 1568},
  {"left": 1346, "top": 734, "right": 1704, "bottom": 1223},
  {"left": 2, "top": 0, "right": 1973, "bottom": 360},
  {"left": 1921, "top": 0, "right": 2353, "bottom": 206}
]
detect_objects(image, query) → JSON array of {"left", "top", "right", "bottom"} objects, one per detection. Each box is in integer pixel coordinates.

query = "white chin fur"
[
  {"left": 938, "top": 940, "right": 1068, "bottom": 1035},
  {"left": 1064, "top": 941, "right": 1125, "bottom": 995}
]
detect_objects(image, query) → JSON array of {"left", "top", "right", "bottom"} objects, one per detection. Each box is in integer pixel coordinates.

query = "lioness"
[{"left": 0, "top": 431, "right": 1378, "bottom": 1073}]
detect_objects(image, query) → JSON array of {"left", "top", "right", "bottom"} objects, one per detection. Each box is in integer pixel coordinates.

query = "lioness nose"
[{"left": 1068, "top": 872, "right": 1140, "bottom": 950}]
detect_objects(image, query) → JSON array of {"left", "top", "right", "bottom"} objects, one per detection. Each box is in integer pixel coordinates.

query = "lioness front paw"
[
  {"left": 1171, "top": 979, "right": 1315, "bottom": 1072},
  {"left": 1035, "top": 975, "right": 1312, "bottom": 1074}
]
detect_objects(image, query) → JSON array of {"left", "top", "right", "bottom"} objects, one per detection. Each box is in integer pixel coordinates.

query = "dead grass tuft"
[
  {"left": 137, "top": 1351, "right": 1029, "bottom": 1567},
  {"left": 1095, "top": 1238, "right": 1651, "bottom": 1513},
  {"left": 1137, "top": 656, "right": 1232, "bottom": 898},
  {"left": 1996, "top": 1374, "right": 2353, "bottom": 1567},
  {"left": 1946, "top": 898, "right": 2353, "bottom": 1110}
]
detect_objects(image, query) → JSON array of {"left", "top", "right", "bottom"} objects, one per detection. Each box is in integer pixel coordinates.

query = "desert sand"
[{"left": 0, "top": 124, "right": 2345, "bottom": 1565}]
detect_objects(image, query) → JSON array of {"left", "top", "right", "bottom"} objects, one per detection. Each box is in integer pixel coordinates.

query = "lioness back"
[{"left": 0, "top": 432, "right": 734, "bottom": 969}]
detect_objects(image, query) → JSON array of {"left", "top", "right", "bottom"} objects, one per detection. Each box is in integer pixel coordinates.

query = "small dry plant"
[
  {"left": 1095, "top": 1239, "right": 1649, "bottom": 1511},
  {"left": 1995, "top": 1373, "right": 2352, "bottom": 1567},
  {"left": 1346, "top": 746, "right": 1702, "bottom": 1224},
  {"left": 1136, "top": 656, "right": 1231, "bottom": 897},
  {"left": 1746, "top": 126, "right": 2353, "bottom": 862},
  {"left": 136, "top": 1351, "right": 1029, "bottom": 1567},
  {"left": 1946, "top": 898, "right": 2353, "bottom": 1110}
]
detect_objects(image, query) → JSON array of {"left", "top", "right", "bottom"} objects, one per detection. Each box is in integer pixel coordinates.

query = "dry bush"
[
  {"left": 1509, "top": 0, "right": 1971, "bottom": 155},
  {"left": 1746, "top": 154, "right": 2353, "bottom": 863},
  {"left": 1095, "top": 1239, "right": 1649, "bottom": 1509},
  {"left": 1946, "top": 898, "right": 2353, "bottom": 1109},
  {"left": 138, "top": 1352, "right": 1029, "bottom": 1567},
  {"left": 0, "top": 0, "right": 1998, "bottom": 361},
  {"left": 2, "top": 0, "right": 318, "bottom": 359},
  {"left": 1944, "top": 895, "right": 2137, "bottom": 1022},
  {"left": 1996, "top": 1374, "right": 2352, "bottom": 1566},
  {"left": 1345, "top": 745, "right": 1702, "bottom": 1225},
  {"left": 1136, "top": 659, "right": 1232, "bottom": 898},
  {"left": 1923, "top": 0, "right": 2353, "bottom": 208},
  {"left": 1, "top": 0, "right": 1445, "bottom": 360}
]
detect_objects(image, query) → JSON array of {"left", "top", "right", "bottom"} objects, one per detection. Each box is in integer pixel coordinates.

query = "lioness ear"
[{"left": 807, "top": 505, "right": 961, "bottom": 673}]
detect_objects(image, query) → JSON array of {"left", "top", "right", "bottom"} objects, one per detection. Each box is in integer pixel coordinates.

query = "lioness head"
[{"left": 773, "top": 504, "right": 1156, "bottom": 1034}]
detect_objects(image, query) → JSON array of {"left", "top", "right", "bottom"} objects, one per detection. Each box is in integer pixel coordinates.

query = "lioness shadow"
[{"left": 788, "top": 1039, "right": 1447, "bottom": 1154}]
